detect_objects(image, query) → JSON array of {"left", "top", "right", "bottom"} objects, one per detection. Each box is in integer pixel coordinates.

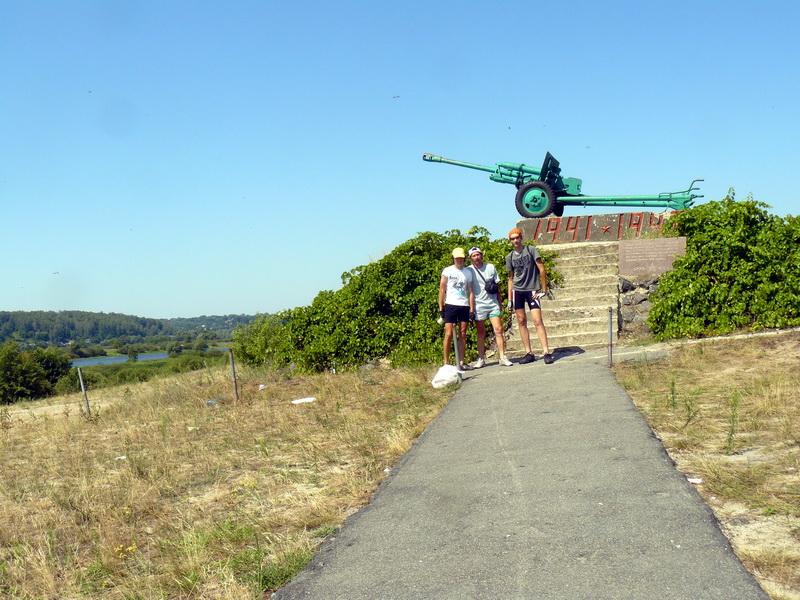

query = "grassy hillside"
[
  {"left": 615, "top": 331, "right": 800, "bottom": 599},
  {"left": 0, "top": 364, "right": 451, "bottom": 598}
]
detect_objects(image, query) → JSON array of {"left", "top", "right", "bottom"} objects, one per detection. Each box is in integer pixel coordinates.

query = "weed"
[
  {"left": 682, "top": 391, "right": 700, "bottom": 428},
  {"left": 311, "top": 525, "right": 338, "bottom": 539},
  {"left": 256, "top": 547, "right": 314, "bottom": 593},
  {"left": 174, "top": 568, "right": 201, "bottom": 592},
  {"left": 0, "top": 407, "right": 11, "bottom": 430},
  {"left": 77, "top": 558, "right": 113, "bottom": 594},
  {"left": 725, "top": 391, "right": 741, "bottom": 454}
]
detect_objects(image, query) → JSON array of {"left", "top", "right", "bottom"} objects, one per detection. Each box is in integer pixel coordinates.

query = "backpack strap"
[{"left": 474, "top": 265, "right": 487, "bottom": 283}]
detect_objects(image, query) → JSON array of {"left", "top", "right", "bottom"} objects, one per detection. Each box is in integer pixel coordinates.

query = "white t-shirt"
[
  {"left": 441, "top": 265, "right": 474, "bottom": 307},
  {"left": 468, "top": 263, "right": 501, "bottom": 311}
]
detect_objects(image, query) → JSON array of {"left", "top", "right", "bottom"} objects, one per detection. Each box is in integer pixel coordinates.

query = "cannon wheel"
[{"left": 515, "top": 181, "right": 555, "bottom": 218}]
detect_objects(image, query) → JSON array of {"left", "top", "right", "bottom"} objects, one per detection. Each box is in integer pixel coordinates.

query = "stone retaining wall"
[{"left": 618, "top": 275, "right": 659, "bottom": 338}]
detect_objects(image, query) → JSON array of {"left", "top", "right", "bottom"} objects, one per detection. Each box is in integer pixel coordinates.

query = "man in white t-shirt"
[
  {"left": 438, "top": 247, "right": 475, "bottom": 370},
  {"left": 467, "top": 246, "right": 513, "bottom": 368}
]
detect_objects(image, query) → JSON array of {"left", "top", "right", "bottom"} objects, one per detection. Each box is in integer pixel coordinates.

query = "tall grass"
[
  {"left": 615, "top": 331, "right": 800, "bottom": 599},
  {"left": 0, "top": 364, "right": 451, "bottom": 598}
]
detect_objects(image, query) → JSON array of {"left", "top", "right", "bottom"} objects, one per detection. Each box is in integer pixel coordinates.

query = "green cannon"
[{"left": 422, "top": 152, "right": 703, "bottom": 218}]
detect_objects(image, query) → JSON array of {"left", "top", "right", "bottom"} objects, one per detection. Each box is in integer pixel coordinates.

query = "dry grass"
[
  {"left": 0, "top": 364, "right": 451, "bottom": 598},
  {"left": 615, "top": 331, "right": 800, "bottom": 600}
]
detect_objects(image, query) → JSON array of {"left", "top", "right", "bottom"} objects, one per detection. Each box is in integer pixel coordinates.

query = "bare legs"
[
  {"left": 442, "top": 321, "right": 469, "bottom": 366},
  {"left": 515, "top": 308, "right": 550, "bottom": 356},
  {"left": 476, "top": 316, "right": 506, "bottom": 359}
]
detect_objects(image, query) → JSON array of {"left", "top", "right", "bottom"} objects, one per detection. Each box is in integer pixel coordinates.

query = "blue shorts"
[
  {"left": 513, "top": 290, "right": 541, "bottom": 311},
  {"left": 476, "top": 306, "right": 502, "bottom": 321}
]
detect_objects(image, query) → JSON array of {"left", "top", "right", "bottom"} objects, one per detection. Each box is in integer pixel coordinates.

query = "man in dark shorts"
[
  {"left": 505, "top": 227, "right": 554, "bottom": 364},
  {"left": 438, "top": 247, "right": 475, "bottom": 370}
]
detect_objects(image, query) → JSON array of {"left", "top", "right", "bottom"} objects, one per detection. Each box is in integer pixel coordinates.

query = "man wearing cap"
[
  {"left": 505, "top": 227, "right": 554, "bottom": 364},
  {"left": 438, "top": 247, "right": 475, "bottom": 370},
  {"left": 467, "top": 246, "right": 513, "bottom": 368}
]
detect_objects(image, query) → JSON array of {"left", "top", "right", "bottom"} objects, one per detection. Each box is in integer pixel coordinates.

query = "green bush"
[
  {"left": 648, "top": 195, "right": 800, "bottom": 339},
  {"left": 0, "top": 342, "right": 72, "bottom": 403},
  {"left": 234, "top": 227, "right": 562, "bottom": 372}
]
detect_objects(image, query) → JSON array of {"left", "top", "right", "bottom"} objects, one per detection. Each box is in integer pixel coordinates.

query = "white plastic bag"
[
  {"left": 431, "top": 364, "right": 462, "bottom": 389},
  {"left": 291, "top": 397, "right": 316, "bottom": 405}
]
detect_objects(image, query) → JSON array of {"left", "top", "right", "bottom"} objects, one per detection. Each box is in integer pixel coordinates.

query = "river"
[{"left": 71, "top": 351, "right": 169, "bottom": 367}]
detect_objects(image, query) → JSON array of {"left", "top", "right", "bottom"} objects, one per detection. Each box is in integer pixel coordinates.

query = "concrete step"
[
  {"left": 542, "top": 316, "right": 617, "bottom": 336},
  {"left": 554, "top": 252, "right": 619, "bottom": 265},
  {"left": 556, "top": 264, "right": 619, "bottom": 278},
  {"left": 547, "top": 330, "right": 613, "bottom": 350},
  {"left": 557, "top": 273, "right": 618, "bottom": 287},
  {"left": 508, "top": 315, "right": 617, "bottom": 339},
  {"left": 551, "top": 290, "right": 617, "bottom": 303},
  {"left": 505, "top": 329, "right": 613, "bottom": 352},
  {"left": 542, "top": 305, "right": 618, "bottom": 322},
  {"left": 546, "top": 241, "right": 619, "bottom": 258}
]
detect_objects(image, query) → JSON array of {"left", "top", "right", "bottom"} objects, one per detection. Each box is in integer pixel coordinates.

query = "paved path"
[{"left": 275, "top": 348, "right": 767, "bottom": 599}]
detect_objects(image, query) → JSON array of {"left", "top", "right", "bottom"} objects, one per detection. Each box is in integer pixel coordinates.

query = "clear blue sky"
[{"left": 2, "top": 1, "right": 798, "bottom": 318}]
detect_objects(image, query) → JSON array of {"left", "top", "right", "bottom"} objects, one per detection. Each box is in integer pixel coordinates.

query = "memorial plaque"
[
  {"left": 618, "top": 237, "right": 687, "bottom": 278},
  {"left": 517, "top": 211, "right": 671, "bottom": 245}
]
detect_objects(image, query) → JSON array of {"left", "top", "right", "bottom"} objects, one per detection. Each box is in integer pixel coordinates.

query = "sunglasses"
[{"left": 509, "top": 236, "right": 521, "bottom": 241}]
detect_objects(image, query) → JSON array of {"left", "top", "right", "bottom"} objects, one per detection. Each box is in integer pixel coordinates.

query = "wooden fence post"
[
  {"left": 77, "top": 367, "right": 91, "bottom": 416},
  {"left": 228, "top": 349, "right": 240, "bottom": 403}
]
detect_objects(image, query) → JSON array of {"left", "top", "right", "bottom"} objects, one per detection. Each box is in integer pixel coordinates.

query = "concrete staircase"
[{"left": 507, "top": 241, "right": 619, "bottom": 352}]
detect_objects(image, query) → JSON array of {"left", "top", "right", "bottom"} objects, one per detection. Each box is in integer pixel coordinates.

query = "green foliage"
[
  {"left": 649, "top": 196, "right": 800, "bottom": 339},
  {"left": 67, "top": 342, "right": 108, "bottom": 358},
  {"left": 234, "top": 227, "right": 562, "bottom": 372},
  {"left": 192, "top": 336, "right": 209, "bottom": 352},
  {"left": 255, "top": 548, "right": 314, "bottom": 593},
  {"left": 0, "top": 342, "right": 71, "bottom": 403}
]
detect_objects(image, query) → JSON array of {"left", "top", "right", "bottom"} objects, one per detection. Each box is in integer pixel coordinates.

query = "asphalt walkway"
[{"left": 274, "top": 348, "right": 767, "bottom": 599}]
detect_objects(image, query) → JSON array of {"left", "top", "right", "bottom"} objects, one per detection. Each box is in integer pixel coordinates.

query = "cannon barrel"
[
  {"left": 422, "top": 153, "right": 496, "bottom": 174},
  {"left": 497, "top": 162, "right": 541, "bottom": 177}
]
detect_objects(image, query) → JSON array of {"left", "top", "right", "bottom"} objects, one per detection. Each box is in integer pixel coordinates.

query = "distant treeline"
[
  {"left": 0, "top": 311, "right": 257, "bottom": 347},
  {"left": 163, "top": 315, "right": 257, "bottom": 336}
]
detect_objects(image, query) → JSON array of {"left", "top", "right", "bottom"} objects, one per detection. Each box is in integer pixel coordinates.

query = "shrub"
[
  {"left": 0, "top": 342, "right": 72, "bottom": 403},
  {"left": 234, "top": 227, "right": 562, "bottom": 372},
  {"left": 648, "top": 196, "right": 800, "bottom": 339}
]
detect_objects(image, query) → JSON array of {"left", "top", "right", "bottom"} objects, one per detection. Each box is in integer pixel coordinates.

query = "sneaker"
[
  {"left": 518, "top": 353, "right": 536, "bottom": 364},
  {"left": 499, "top": 355, "right": 513, "bottom": 367},
  {"left": 458, "top": 362, "right": 473, "bottom": 371},
  {"left": 473, "top": 357, "right": 486, "bottom": 369},
  {"left": 543, "top": 353, "right": 555, "bottom": 365}
]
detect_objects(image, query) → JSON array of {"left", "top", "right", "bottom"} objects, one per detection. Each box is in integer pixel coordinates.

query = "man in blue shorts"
[
  {"left": 505, "top": 227, "right": 554, "bottom": 365},
  {"left": 467, "top": 246, "right": 513, "bottom": 368},
  {"left": 438, "top": 247, "right": 475, "bottom": 370}
]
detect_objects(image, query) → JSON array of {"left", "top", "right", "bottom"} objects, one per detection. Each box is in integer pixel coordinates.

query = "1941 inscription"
[{"left": 517, "top": 211, "right": 669, "bottom": 245}]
